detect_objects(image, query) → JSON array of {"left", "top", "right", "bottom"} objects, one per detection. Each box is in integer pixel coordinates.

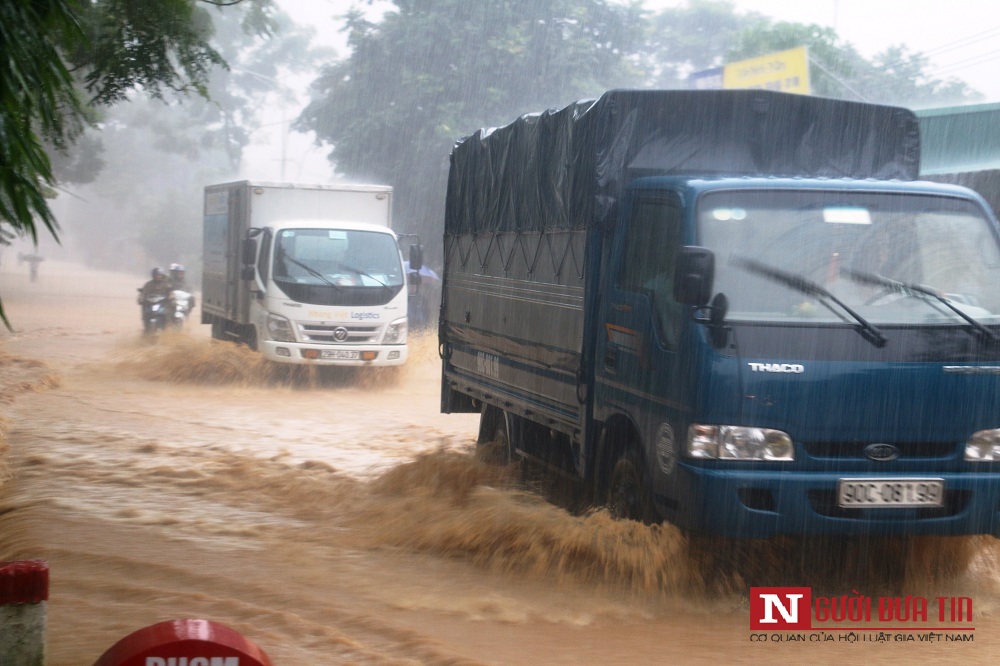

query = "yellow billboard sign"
[{"left": 722, "top": 46, "right": 811, "bottom": 94}]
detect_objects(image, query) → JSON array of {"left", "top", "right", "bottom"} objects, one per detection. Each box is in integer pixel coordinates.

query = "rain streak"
[
  {"left": 4, "top": 0, "right": 1000, "bottom": 663},
  {"left": 2, "top": 264, "right": 1000, "bottom": 663}
]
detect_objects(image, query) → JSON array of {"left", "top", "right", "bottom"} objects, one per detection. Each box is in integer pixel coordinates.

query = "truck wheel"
[
  {"left": 477, "top": 405, "right": 513, "bottom": 465},
  {"left": 243, "top": 326, "right": 258, "bottom": 351},
  {"left": 607, "top": 450, "right": 655, "bottom": 523},
  {"left": 211, "top": 318, "right": 224, "bottom": 340}
]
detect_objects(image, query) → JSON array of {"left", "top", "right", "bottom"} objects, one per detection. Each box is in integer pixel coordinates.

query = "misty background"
[{"left": 11, "top": 0, "right": 996, "bottom": 284}]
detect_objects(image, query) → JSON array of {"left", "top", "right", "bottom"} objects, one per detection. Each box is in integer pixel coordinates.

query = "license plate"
[
  {"left": 320, "top": 350, "right": 360, "bottom": 360},
  {"left": 838, "top": 478, "right": 945, "bottom": 508}
]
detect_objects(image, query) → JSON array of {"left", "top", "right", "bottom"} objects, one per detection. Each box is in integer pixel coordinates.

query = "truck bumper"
[
  {"left": 664, "top": 466, "right": 1000, "bottom": 538},
  {"left": 260, "top": 341, "right": 407, "bottom": 366}
]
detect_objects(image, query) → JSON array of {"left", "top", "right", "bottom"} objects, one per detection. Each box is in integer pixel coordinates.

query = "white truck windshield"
[
  {"left": 699, "top": 190, "right": 1000, "bottom": 326},
  {"left": 273, "top": 228, "right": 404, "bottom": 288}
]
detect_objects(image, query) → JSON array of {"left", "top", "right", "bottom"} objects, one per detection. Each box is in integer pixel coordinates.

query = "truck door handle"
[{"left": 604, "top": 346, "right": 618, "bottom": 372}]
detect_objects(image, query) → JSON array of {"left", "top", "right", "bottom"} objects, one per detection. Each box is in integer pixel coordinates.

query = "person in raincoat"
[
  {"left": 407, "top": 270, "right": 429, "bottom": 330},
  {"left": 137, "top": 267, "right": 174, "bottom": 325}
]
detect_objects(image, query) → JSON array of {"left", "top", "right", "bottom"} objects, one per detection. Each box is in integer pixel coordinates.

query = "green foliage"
[
  {"left": 0, "top": 0, "right": 88, "bottom": 325},
  {"left": 298, "top": 0, "right": 645, "bottom": 258},
  {"left": 0, "top": 0, "right": 276, "bottom": 326},
  {"left": 0, "top": 225, "right": 17, "bottom": 249},
  {"left": 638, "top": 0, "right": 981, "bottom": 106},
  {"left": 2, "top": 0, "right": 987, "bottom": 331},
  {"left": 0, "top": 0, "right": 84, "bottom": 244},
  {"left": 296, "top": 0, "right": 985, "bottom": 262},
  {"left": 861, "top": 46, "right": 980, "bottom": 107},
  {"left": 72, "top": 0, "right": 227, "bottom": 104},
  {"left": 66, "top": 2, "right": 326, "bottom": 274},
  {"left": 724, "top": 17, "right": 981, "bottom": 105},
  {"left": 641, "top": 0, "right": 768, "bottom": 87}
]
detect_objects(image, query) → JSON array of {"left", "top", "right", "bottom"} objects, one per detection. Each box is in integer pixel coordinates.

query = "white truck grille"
[{"left": 299, "top": 323, "right": 380, "bottom": 344}]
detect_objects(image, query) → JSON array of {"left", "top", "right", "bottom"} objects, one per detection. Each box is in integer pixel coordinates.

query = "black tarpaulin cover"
[
  {"left": 445, "top": 89, "right": 920, "bottom": 234},
  {"left": 925, "top": 169, "right": 1000, "bottom": 219}
]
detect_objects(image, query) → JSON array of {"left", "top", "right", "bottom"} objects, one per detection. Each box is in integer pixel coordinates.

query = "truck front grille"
[
  {"left": 802, "top": 441, "right": 958, "bottom": 460},
  {"left": 299, "top": 324, "right": 380, "bottom": 344}
]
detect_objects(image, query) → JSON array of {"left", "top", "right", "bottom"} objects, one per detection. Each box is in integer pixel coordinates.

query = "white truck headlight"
[
  {"left": 266, "top": 314, "right": 296, "bottom": 342},
  {"left": 383, "top": 317, "right": 407, "bottom": 344},
  {"left": 965, "top": 429, "right": 1000, "bottom": 461},
  {"left": 686, "top": 425, "right": 794, "bottom": 461}
]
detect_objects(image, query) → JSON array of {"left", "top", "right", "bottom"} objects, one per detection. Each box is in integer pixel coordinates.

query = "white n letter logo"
[
  {"left": 759, "top": 593, "right": 802, "bottom": 624},
  {"left": 750, "top": 587, "right": 812, "bottom": 629}
]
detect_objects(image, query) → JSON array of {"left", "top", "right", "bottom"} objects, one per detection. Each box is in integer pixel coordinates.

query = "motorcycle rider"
[
  {"left": 168, "top": 263, "right": 190, "bottom": 291},
  {"left": 138, "top": 268, "right": 174, "bottom": 329},
  {"left": 168, "top": 263, "right": 196, "bottom": 306}
]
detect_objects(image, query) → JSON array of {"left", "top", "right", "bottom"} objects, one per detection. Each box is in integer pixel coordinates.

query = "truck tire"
[
  {"left": 210, "top": 318, "right": 225, "bottom": 341},
  {"left": 243, "top": 325, "right": 258, "bottom": 351},
  {"left": 477, "top": 405, "right": 513, "bottom": 465},
  {"left": 607, "top": 450, "right": 655, "bottom": 523}
]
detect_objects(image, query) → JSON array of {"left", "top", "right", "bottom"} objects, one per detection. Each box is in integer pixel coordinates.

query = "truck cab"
[
  {"left": 202, "top": 181, "right": 418, "bottom": 367},
  {"left": 439, "top": 89, "right": 1000, "bottom": 538},
  {"left": 245, "top": 219, "right": 409, "bottom": 365},
  {"left": 595, "top": 177, "right": 1000, "bottom": 536}
]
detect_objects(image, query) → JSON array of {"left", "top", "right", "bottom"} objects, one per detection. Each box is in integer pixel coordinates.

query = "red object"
[
  {"left": 93, "top": 619, "right": 273, "bottom": 666},
  {"left": 0, "top": 560, "right": 49, "bottom": 605},
  {"left": 750, "top": 586, "right": 813, "bottom": 630}
]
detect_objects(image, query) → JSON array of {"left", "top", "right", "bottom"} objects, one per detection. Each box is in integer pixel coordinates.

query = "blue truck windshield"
[{"left": 698, "top": 190, "right": 1000, "bottom": 326}]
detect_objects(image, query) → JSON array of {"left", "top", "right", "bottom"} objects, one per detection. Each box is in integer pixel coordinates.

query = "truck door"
[{"left": 596, "top": 191, "right": 687, "bottom": 486}]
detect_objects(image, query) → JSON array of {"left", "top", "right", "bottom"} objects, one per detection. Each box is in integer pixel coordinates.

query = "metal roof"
[{"left": 915, "top": 102, "right": 1000, "bottom": 174}]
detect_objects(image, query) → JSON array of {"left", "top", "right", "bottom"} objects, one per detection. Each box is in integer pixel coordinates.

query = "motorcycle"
[
  {"left": 171, "top": 289, "right": 193, "bottom": 328},
  {"left": 139, "top": 291, "right": 169, "bottom": 335}
]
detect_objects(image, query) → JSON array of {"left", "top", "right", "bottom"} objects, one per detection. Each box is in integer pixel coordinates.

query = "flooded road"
[{"left": 2, "top": 262, "right": 1000, "bottom": 664}]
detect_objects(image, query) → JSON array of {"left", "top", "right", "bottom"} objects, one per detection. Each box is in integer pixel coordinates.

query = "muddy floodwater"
[{"left": 2, "top": 261, "right": 1000, "bottom": 664}]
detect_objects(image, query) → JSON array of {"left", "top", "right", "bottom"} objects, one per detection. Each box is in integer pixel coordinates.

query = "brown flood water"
[{"left": 2, "top": 261, "right": 1000, "bottom": 664}]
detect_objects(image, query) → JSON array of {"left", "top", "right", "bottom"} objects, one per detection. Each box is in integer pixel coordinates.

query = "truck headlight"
[
  {"left": 686, "top": 425, "right": 794, "bottom": 461},
  {"left": 965, "top": 429, "right": 1000, "bottom": 461},
  {"left": 266, "top": 314, "right": 296, "bottom": 342},
  {"left": 383, "top": 317, "right": 407, "bottom": 344}
]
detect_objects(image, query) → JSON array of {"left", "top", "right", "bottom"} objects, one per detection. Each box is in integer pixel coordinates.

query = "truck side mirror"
[
  {"left": 241, "top": 238, "right": 257, "bottom": 266},
  {"left": 409, "top": 244, "right": 424, "bottom": 272},
  {"left": 673, "top": 246, "right": 715, "bottom": 306}
]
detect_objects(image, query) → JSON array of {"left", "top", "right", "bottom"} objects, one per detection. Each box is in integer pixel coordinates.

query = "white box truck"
[{"left": 201, "top": 181, "right": 421, "bottom": 366}]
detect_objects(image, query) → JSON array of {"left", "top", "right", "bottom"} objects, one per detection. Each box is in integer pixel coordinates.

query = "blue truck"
[{"left": 439, "top": 89, "right": 1000, "bottom": 537}]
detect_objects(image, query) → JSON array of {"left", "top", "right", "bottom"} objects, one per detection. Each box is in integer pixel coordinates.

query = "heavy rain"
[{"left": 3, "top": 1, "right": 1000, "bottom": 664}]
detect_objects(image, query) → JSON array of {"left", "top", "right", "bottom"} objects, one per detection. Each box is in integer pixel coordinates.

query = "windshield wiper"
[
  {"left": 733, "top": 257, "right": 887, "bottom": 348},
  {"left": 280, "top": 253, "right": 340, "bottom": 290},
  {"left": 841, "top": 267, "right": 998, "bottom": 343},
  {"left": 337, "top": 261, "right": 389, "bottom": 288}
]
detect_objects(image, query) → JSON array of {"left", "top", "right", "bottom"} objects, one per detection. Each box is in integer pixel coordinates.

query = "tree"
[
  {"left": 852, "top": 45, "right": 980, "bottom": 107},
  {"left": 0, "top": 0, "right": 277, "bottom": 325},
  {"left": 56, "top": 3, "right": 329, "bottom": 276},
  {"left": 638, "top": 0, "right": 982, "bottom": 106},
  {"left": 725, "top": 21, "right": 982, "bottom": 106},
  {"left": 639, "top": 0, "right": 768, "bottom": 88},
  {"left": 1, "top": 1, "right": 86, "bottom": 250},
  {"left": 297, "top": 0, "right": 646, "bottom": 263}
]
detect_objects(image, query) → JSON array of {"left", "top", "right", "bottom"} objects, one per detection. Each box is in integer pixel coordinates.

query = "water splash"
[
  {"left": 346, "top": 448, "right": 1000, "bottom": 598},
  {"left": 111, "top": 330, "right": 443, "bottom": 389}
]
